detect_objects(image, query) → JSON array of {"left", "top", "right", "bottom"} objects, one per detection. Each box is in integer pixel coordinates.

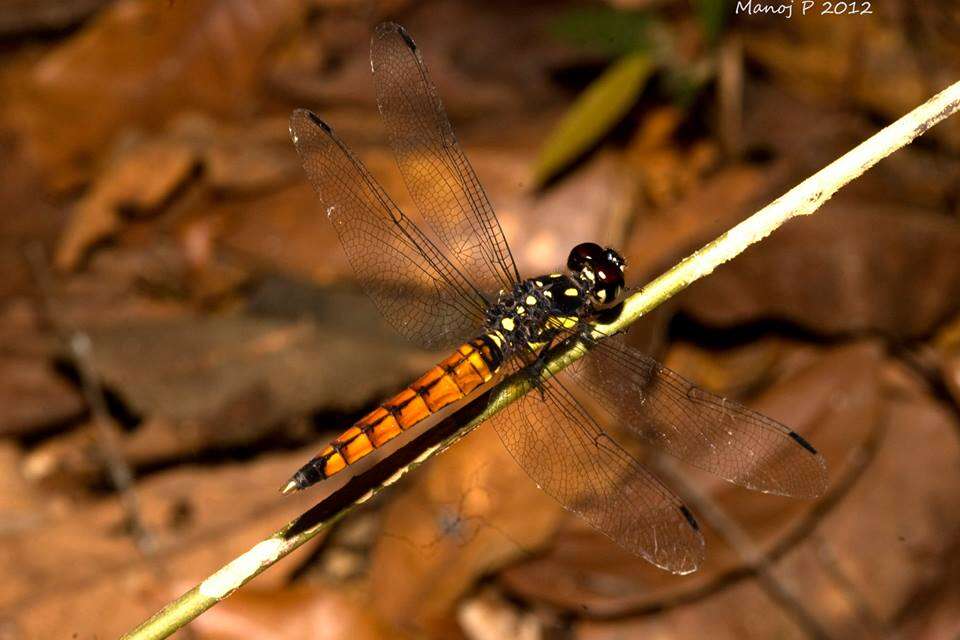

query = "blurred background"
[{"left": 1, "top": 0, "right": 960, "bottom": 638}]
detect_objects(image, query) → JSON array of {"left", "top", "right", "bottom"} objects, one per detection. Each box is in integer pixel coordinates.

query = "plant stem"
[{"left": 121, "top": 78, "right": 960, "bottom": 640}]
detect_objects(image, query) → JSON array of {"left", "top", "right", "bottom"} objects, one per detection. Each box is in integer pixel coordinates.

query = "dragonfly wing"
[
  {"left": 569, "top": 332, "right": 829, "bottom": 498},
  {"left": 371, "top": 23, "right": 521, "bottom": 299},
  {"left": 289, "top": 109, "right": 488, "bottom": 350},
  {"left": 488, "top": 361, "right": 705, "bottom": 574}
]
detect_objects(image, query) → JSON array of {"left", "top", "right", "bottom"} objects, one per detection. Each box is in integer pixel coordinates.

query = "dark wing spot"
[
  {"left": 306, "top": 111, "right": 331, "bottom": 133},
  {"left": 679, "top": 505, "right": 700, "bottom": 531},
  {"left": 397, "top": 25, "right": 418, "bottom": 51},
  {"left": 788, "top": 431, "right": 819, "bottom": 455}
]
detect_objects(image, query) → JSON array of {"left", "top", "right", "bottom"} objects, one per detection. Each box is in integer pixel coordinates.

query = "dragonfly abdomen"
[{"left": 282, "top": 335, "right": 503, "bottom": 492}]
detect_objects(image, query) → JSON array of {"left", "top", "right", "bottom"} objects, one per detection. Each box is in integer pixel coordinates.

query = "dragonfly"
[{"left": 282, "top": 22, "right": 828, "bottom": 574}]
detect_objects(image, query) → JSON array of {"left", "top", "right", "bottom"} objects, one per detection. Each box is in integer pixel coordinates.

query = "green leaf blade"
[{"left": 533, "top": 52, "right": 652, "bottom": 187}]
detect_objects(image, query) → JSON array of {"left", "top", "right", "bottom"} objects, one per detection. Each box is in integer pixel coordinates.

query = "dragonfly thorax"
[{"left": 485, "top": 274, "right": 587, "bottom": 353}]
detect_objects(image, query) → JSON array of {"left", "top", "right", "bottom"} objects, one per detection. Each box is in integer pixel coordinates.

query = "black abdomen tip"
[{"left": 291, "top": 460, "right": 326, "bottom": 491}]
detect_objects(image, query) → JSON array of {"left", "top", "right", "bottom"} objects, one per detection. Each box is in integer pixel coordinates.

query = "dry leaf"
[
  {"left": 678, "top": 199, "right": 960, "bottom": 338},
  {"left": 0, "top": 0, "right": 108, "bottom": 36},
  {"left": 24, "top": 307, "right": 439, "bottom": 479},
  {"left": 3, "top": 0, "right": 304, "bottom": 188},
  {"left": 743, "top": 11, "right": 960, "bottom": 152},
  {"left": 0, "top": 356, "right": 85, "bottom": 437},
  {"left": 55, "top": 137, "right": 198, "bottom": 270},
  {"left": 5, "top": 448, "right": 326, "bottom": 639}
]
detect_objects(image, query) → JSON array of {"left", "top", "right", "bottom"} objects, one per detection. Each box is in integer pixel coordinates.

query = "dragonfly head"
[{"left": 566, "top": 242, "right": 626, "bottom": 307}]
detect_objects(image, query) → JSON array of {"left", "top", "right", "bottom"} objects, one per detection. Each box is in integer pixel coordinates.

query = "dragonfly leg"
[{"left": 522, "top": 345, "right": 553, "bottom": 401}]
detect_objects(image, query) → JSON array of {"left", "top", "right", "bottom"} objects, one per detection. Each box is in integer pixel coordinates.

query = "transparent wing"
[
  {"left": 488, "top": 359, "right": 705, "bottom": 574},
  {"left": 371, "top": 22, "right": 520, "bottom": 299},
  {"left": 289, "top": 109, "right": 491, "bottom": 350},
  {"left": 569, "top": 332, "right": 829, "bottom": 498}
]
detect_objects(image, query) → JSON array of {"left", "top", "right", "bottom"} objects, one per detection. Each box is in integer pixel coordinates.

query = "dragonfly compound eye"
[
  {"left": 567, "top": 243, "right": 626, "bottom": 305},
  {"left": 592, "top": 262, "right": 624, "bottom": 304},
  {"left": 567, "top": 242, "right": 605, "bottom": 272},
  {"left": 589, "top": 247, "right": 626, "bottom": 305}
]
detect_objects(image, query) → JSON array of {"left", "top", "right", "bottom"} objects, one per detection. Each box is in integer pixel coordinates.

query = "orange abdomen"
[{"left": 287, "top": 335, "right": 502, "bottom": 489}]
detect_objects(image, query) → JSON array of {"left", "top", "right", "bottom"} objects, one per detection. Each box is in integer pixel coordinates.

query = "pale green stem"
[{"left": 121, "top": 79, "right": 960, "bottom": 640}]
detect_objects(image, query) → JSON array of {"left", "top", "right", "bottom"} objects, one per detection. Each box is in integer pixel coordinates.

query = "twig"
[
  {"left": 120, "top": 78, "right": 960, "bottom": 640},
  {"left": 24, "top": 245, "right": 156, "bottom": 557},
  {"left": 812, "top": 534, "right": 896, "bottom": 638}
]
